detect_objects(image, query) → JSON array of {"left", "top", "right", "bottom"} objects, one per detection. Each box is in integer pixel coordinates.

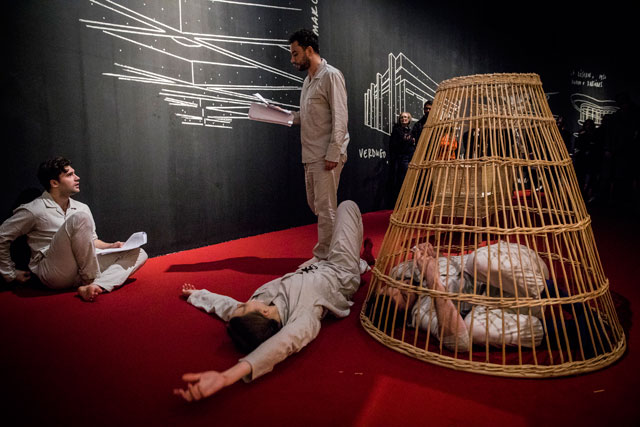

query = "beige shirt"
[
  {"left": 293, "top": 59, "right": 349, "bottom": 163},
  {"left": 0, "top": 191, "right": 97, "bottom": 281}
]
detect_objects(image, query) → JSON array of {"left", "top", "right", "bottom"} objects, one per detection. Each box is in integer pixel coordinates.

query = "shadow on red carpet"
[
  {"left": 166, "top": 256, "right": 307, "bottom": 275},
  {"left": 0, "top": 209, "right": 637, "bottom": 426}
]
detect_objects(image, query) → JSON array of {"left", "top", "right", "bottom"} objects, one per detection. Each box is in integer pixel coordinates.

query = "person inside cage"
[
  {"left": 371, "top": 241, "right": 609, "bottom": 356},
  {"left": 373, "top": 241, "right": 551, "bottom": 351}
]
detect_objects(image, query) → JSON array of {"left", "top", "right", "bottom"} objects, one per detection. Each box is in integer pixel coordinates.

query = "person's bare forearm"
[
  {"left": 414, "top": 244, "right": 468, "bottom": 340},
  {"left": 174, "top": 361, "right": 253, "bottom": 401},
  {"left": 222, "top": 361, "right": 252, "bottom": 387},
  {"left": 432, "top": 285, "right": 469, "bottom": 339},
  {"left": 94, "top": 239, "right": 123, "bottom": 249}
]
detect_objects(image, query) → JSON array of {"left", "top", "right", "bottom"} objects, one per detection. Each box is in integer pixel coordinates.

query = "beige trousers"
[
  {"left": 33, "top": 211, "right": 147, "bottom": 292},
  {"left": 304, "top": 154, "right": 346, "bottom": 260}
]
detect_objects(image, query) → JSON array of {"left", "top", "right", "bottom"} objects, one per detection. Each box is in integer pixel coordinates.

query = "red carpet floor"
[{"left": 1, "top": 209, "right": 638, "bottom": 426}]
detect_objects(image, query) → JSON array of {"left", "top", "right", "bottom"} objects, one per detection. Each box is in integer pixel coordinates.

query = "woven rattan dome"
[{"left": 361, "top": 73, "right": 625, "bottom": 377}]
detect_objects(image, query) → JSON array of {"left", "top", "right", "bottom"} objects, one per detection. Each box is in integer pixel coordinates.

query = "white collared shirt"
[{"left": 0, "top": 191, "right": 97, "bottom": 281}]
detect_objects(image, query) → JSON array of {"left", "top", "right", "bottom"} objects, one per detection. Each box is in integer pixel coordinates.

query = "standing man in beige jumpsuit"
[
  {"left": 289, "top": 29, "right": 350, "bottom": 268},
  {"left": 0, "top": 157, "right": 147, "bottom": 301}
]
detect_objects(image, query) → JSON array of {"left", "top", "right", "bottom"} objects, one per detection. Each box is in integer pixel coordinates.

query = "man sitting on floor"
[
  {"left": 0, "top": 156, "right": 147, "bottom": 301},
  {"left": 174, "top": 200, "right": 364, "bottom": 402}
]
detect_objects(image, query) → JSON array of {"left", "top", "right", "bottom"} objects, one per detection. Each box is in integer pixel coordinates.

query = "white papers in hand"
[
  {"left": 253, "top": 93, "right": 292, "bottom": 113},
  {"left": 96, "top": 231, "right": 147, "bottom": 255},
  {"left": 249, "top": 103, "right": 294, "bottom": 126},
  {"left": 248, "top": 93, "right": 294, "bottom": 126}
]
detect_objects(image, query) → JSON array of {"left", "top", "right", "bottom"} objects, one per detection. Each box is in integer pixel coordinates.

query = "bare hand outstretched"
[{"left": 173, "top": 371, "right": 226, "bottom": 402}]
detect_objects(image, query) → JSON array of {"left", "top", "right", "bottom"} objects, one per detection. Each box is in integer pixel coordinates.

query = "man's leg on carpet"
[
  {"left": 94, "top": 248, "right": 148, "bottom": 292},
  {"left": 327, "top": 201, "right": 363, "bottom": 277},
  {"left": 35, "top": 212, "right": 101, "bottom": 301}
]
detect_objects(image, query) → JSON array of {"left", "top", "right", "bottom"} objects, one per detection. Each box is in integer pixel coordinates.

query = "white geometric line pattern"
[
  {"left": 209, "top": 0, "right": 302, "bottom": 12},
  {"left": 365, "top": 53, "right": 438, "bottom": 135},
  {"left": 570, "top": 93, "right": 618, "bottom": 127},
  {"left": 81, "top": 0, "right": 308, "bottom": 129}
]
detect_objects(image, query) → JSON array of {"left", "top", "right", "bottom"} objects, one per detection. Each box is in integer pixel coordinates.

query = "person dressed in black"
[
  {"left": 411, "top": 100, "right": 432, "bottom": 143},
  {"left": 556, "top": 115, "right": 573, "bottom": 156},
  {"left": 609, "top": 93, "right": 640, "bottom": 209},
  {"left": 573, "top": 119, "right": 601, "bottom": 202},
  {"left": 388, "top": 112, "right": 416, "bottom": 206}
]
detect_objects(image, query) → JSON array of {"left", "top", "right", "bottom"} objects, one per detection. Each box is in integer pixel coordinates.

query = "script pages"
[
  {"left": 96, "top": 231, "right": 147, "bottom": 255},
  {"left": 248, "top": 93, "right": 294, "bottom": 126}
]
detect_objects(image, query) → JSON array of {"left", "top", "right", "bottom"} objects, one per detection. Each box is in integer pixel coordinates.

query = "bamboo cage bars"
[{"left": 360, "top": 73, "right": 625, "bottom": 377}]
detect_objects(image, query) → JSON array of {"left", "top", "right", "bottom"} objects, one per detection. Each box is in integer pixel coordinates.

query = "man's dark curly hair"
[
  {"left": 288, "top": 28, "right": 319, "bottom": 53},
  {"left": 227, "top": 311, "right": 282, "bottom": 353},
  {"left": 37, "top": 157, "right": 72, "bottom": 191}
]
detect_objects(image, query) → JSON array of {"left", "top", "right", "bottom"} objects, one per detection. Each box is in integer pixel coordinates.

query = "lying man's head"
[{"left": 227, "top": 300, "right": 282, "bottom": 353}]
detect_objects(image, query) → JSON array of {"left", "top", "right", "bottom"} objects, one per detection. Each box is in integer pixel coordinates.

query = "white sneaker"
[
  {"left": 359, "top": 258, "right": 371, "bottom": 274},
  {"left": 299, "top": 256, "right": 320, "bottom": 269}
]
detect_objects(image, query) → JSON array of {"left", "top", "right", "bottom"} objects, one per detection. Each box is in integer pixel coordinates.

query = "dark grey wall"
[{"left": 3, "top": 1, "right": 636, "bottom": 256}]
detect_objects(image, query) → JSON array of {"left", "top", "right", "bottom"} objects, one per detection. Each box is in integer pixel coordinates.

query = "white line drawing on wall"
[
  {"left": 570, "top": 93, "right": 618, "bottom": 127},
  {"left": 364, "top": 53, "right": 438, "bottom": 135},
  {"left": 80, "top": 0, "right": 308, "bottom": 129},
  {"left": 210, "top": 0, "right": 302, "bottom": 11},
  {"left": 545, "top": 92, "right": 559, "bottom": 101}
]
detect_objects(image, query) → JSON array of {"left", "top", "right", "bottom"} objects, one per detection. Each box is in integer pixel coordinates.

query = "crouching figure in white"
[{"left": 376, "top": 241, "right": 549, "bottom": 351}]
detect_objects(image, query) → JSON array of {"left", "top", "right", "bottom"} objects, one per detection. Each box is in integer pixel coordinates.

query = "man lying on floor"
[
  {"left": 375, "top": 242, "right": 606, "bottom": 356},
  {"left": 174, "top": 200, "right": 364, "bottom": 402},
  {"left": 0, "top": 157, "right": 148, "bottom": 301}
]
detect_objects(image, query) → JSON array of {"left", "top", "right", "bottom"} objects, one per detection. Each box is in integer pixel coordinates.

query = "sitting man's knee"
[
  {"left": 126, "top": 247, "right": 148, "bottom": 273},
  {"left": 137, "top": 248, "right": 149, "bottom": 265},
  {"left": 119, "top": 248, "right": 148, "bottom": 273},
  {"left": 66, "top": 211, "right": 93, "bottom": 232}
]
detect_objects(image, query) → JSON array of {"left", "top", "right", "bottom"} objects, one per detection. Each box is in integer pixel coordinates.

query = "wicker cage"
[{"left": 360, "top": 73, "right": 626, "bottom": 377}]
